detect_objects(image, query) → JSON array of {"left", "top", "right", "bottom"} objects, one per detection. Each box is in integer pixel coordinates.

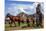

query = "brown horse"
[
  {"left": 7, "top": 15, "right": 20, "bottom": 27},
  {"left": 7, "top": 15, "right": 34, "bottom": 27}
]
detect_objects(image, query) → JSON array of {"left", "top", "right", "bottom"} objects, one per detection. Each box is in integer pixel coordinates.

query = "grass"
[
  {"left": 5, "top": 22, "right": 32, "bottom": 27},
  {"left": 5, "top": 22, "right": 33, "bottom": 31},
  {"left": 5, "top": 22, "right": 43, "bottom": 31}
]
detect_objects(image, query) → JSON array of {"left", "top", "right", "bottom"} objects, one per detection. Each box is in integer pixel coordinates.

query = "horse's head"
[{"left": 5, "top": 15, "right": 10, "bottom": 21}]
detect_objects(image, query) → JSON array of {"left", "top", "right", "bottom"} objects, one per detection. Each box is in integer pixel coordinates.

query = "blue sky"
[{"left": 5, "top": 0, "right": 44, "bottom": 16}]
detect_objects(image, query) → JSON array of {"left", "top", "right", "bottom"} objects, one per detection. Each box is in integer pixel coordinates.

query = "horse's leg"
[
  {"left": 22, "top": 20, "right": 24, "bottom": 24},
  {"left": 12, "top": 18, "right": 16, "bottom": 27},
  {"left": 32, "top": 20, "right": 35, "bottom": 27},
  {"left": 14, "top": 21, "right": 16, "bottom": 27},
  {"left": 18, "top": 19, "right": 20, "bottom": 26},
  {"left": 18, "top": 21, "right": 20, "bottom": 26},
  {"left": 10, "top": 20, "right": 13, "bottom": 27},
  {"left": 9, "top": 20, "right": 11, "bottom": 24},
  {"left": 13, "top": 19, "right": 16, "bottom": 27},
  {"left": 5, "top": 21, "right": 7, "bottom": 24},
  {"left": 27, "top": 20, "right": 30, "bottom": 27}
]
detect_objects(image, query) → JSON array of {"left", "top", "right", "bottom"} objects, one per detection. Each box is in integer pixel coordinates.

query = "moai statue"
[{"left": 36, "top": 3, "right": 42, "bottom": 27}]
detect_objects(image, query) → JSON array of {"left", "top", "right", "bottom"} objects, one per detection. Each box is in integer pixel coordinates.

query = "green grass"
[
  {"left": 5, "top": 22, "right": 33, "bottom": 31},
  {"left": 5, "top": 22, "right": 33, "bottom": 27},
  {"left": 5, "top": 22, "right": 32, "bottom": 27},
  {"left": 5, "top": 22, "right": 43, "bottom": 31}
]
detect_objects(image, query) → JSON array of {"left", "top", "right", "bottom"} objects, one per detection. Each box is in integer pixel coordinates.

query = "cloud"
[
  {"left": 6, "top": 4, "right": 19, "bottom": 16},
  {"left": 6, "top": 2, "right": 37, "bottom": 16}
]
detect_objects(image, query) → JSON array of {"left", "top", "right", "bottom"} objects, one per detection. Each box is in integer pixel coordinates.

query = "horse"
[
  {"left": 5, "top": 16, "right": 10, "bottom": 24},
  {"left": 6, "top": 14, "right": 35, "bottom": 27},
  {"left": 6, "top": 15, "right": 20, "bottom": 27}
]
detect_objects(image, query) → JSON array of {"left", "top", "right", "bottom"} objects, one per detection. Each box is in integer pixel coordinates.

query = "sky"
[{"left": 5, "top": 0, "right": 44, "bottom": 16}]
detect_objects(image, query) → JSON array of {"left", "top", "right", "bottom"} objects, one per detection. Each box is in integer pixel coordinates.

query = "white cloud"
[
  {"left": 6, "top": 2, "right": 38, "bottom": 16},
  {"left": 7, "top": 5, "right": 19, "bottom": 16}
]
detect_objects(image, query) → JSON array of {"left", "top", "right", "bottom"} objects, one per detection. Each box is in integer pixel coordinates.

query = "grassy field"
[
  {"left": 5, "top": 22, "right": 43, "bottom": 31},
  {"left": 5, "top": 22, "right": 33, "bottom": 31}
]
